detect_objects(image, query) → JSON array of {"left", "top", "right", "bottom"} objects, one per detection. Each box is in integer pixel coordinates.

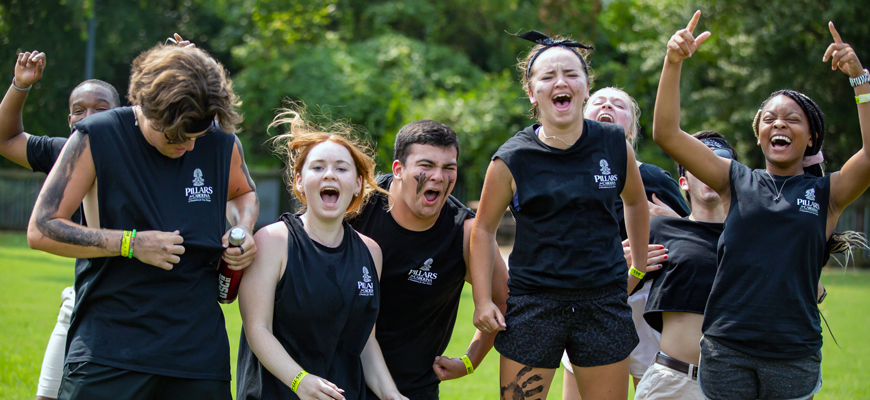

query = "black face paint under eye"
[{"left": 414, "top": 172, "right": 428, "bottom": 195}]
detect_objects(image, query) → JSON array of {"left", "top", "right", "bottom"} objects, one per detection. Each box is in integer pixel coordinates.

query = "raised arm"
[
  {"left": 652, "top": 10, "right": 731, "bottom": 195},
  {"left": 469, "top": 158, "right": 512, "bottom": 333},
  {"left": 826, "top": 22, "right": 870, "bottom": 218},
  {"left": 240, "top": 224, "right": 347, "bottom": 400},
  {"left": 0, "top": 51, "right": 46, "bottom": 169},
  {"left": 222, "top": 137, "right": 259, "bottom": 270}
]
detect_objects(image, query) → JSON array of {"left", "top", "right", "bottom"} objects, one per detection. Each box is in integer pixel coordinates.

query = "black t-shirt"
[
  {"left": 703, "top": 161, "right": 830, "bottom": 358},
  {"left": 237, "top": 214, "right": 379, "bottom": 400},
  {"left": 494, "top": 121, "right": 628, "bottom": 294},
  {"left": 68, "top": 107, "right": 235, "bottom": 379},
  {"left": 349, "top": 175, "right": 471, "bottom": 399},
  {"left": 643, "top": 216, "right": 723, "bottom": 333},
  {"left": 616, "top": 163, "right": 690, "bottom": 240}
]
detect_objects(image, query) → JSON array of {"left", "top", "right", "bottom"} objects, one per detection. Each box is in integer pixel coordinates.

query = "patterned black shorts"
[{"left": 494, "top": 284, "right": 638, "bottom": 369}]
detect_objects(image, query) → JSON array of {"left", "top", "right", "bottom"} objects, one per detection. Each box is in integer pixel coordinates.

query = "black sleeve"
[
  {"left": 26, "top": 135, "right": 68, "bottom": 174},
  {"left": 643, "top": 164, "right": 691, "bottom": 217}
]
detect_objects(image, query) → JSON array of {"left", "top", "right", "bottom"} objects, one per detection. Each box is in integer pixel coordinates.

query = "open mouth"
[
  {"left": 320, "top": 187, "right": 340, "bottom": 206},
  {"left": 423, "top": 189, "right": 441, "bottom": 204},
  {"left": 770, "top": 135, "right": 792, "bottom": 151},
  {"left": 596, "top": 113, "right": 615, "bottom": 123},
  {"left": 553, "top": 94, "right": 572, "bottom": 110}
]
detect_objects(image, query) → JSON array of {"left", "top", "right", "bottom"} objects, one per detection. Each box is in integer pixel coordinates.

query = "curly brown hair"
[
  {"left": 269, "top": 104, "right": 388, "bottom": 219},
  {"left": 517, "top": 35, "right": 594, "bottom": 120},
  {"left": 128, "top": 44, "right": 242, "bottom": 141}
]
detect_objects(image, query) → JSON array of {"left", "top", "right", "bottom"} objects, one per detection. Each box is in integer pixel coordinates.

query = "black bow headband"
[{"left": 517, "top": 30, "right": 594, "bottom": 82}]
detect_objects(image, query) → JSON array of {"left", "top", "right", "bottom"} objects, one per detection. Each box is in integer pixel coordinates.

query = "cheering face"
[
  {"left": 68, "top": 83, "right": 118, "bottom": 128},
  {"left": 585, "top": 88, "right": 636, "bottom": 140},
  {"left": 393, "top": 144, "right": 458, "bottom": 221},
  {"left": 527, "top": 47, "right": 589, "bottom": 129},
  {"left": 296, "top": 140, "right": 362, "bottom": 221},
  {"left": 757, "top": 95, "right": 813, "bottom": 168}
]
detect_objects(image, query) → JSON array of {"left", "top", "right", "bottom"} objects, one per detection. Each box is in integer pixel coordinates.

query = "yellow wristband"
[
  {"left": 629, "top": 266, "right": 646, "bottom": 279},
  {"left": 857, "top": 94, "right": 870, "bottom": 104},
  {"left": 461, "top": 354, "right": 474, "bottom": 375},
  {"left": 120, "top": 230, "right": 132, "bottom": 258},
  {"left": 290, "top": 370, "right": 308, "bottom": 393}
]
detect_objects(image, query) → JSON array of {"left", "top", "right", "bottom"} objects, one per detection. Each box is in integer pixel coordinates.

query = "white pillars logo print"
[
  {"left": 358, "top": 266, "right": 374, "bottom": 296},
  {"left": 185, "top": 168, "right": 213, "bottom": 202}
]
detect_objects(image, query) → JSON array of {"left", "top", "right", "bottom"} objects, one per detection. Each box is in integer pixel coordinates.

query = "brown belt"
[{"left": 654, "top": 352, "right": 698, "bottom": 381}]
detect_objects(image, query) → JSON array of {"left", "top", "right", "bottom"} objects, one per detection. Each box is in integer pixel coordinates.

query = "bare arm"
[
  {"left": 222, "top": 137, "right": 259, "bottom": 270},
  {"left": 0, "top": 51, "right": 46, "bottom": 169},
  {"left": 469, "top": 159, "right": 512, "bottom": 333},
  {"left": 652, "top": 10, "right": 731, "bottom": 196},
  {"left": 622, "top": 143, "right": 650, "bottom": 294},
  {"left": 240, "top": 223, "right": 346, "bottom": 400},
  {"left": 434, "top": 218, "right": 509, "bottom": 380},
  {"left": 825, "top": 23, "right": 870, "bottom": 222}
]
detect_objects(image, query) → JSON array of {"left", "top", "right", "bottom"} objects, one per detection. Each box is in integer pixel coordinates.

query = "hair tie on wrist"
[
  {"left": 515, "top": 30, "right": 594, "bottom": 81},
  {"left": 11, "top": 77, "right": 31, "bottom": 92},
  {"left": 802, "top": 151, "right": 824, "bottom": 168}
]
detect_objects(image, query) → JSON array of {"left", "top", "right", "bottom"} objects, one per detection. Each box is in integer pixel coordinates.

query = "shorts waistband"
[
  {"left": 655, "top": 352, "right": 698, "bottom": 381},
  {"left": 527, "top": 284, "right": 625, "bottom": 301}
]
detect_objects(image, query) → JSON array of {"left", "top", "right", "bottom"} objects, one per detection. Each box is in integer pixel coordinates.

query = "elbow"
[{"left": 26, "top": 222, "right": 45, "bottom": 250}]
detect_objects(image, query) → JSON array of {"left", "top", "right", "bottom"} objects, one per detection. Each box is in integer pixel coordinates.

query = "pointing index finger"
[
  {"left": 829, "top": 21, "right": 843, "bottom": 44},
  {"left": 687, "top": 10, "right": 702, "bottom": 34}
]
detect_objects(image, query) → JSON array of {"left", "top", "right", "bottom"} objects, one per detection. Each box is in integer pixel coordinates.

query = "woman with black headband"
[
  {"left": 653, "top": 12, "right": 870, "bottom": 400},
  {"left": 470, "top": 30, "right": 650, "bottom": 399}
]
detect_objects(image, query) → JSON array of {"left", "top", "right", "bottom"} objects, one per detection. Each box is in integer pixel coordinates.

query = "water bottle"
[{"left": 217, "top": 228, "right": 246, "bottom": 304}]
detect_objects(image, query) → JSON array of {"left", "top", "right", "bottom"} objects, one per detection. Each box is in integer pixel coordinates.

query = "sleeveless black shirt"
[
  {"left": 237, "top": 214, "right": 379, "bottom": 400},
  {"left": 349, "top": 175, "right": 472, "bottom": 399},
  {"left": 703, "top": 161, "right": 830, "bottom": 358},
  {"left": 643, "top": 216, "right": 723, "bottom": 333},
  {"left": 616, "top": 163, "right": 690, "bottom": 240},
  {"left": 68, "top": 107, "right": 234, "bottom": 379},
  {"left": 494, "top": 121, "right": 628, "bottom": 294}
]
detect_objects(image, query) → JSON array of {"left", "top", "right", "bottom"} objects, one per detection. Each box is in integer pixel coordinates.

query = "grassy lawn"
[{"left": 1, "top": 230, "right": 868, "bottom": 399}]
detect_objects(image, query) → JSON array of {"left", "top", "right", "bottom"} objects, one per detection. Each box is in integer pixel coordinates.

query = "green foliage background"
[{"left": 1, "top": 0, "right": 868, "bottom": 200}]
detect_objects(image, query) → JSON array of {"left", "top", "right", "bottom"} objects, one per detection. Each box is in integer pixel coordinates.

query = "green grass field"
[{"left": 1, "top": 231, "right": 868, "bottom": 399}]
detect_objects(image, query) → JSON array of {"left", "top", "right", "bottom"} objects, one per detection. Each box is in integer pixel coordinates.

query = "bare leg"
[
  {"left": 562, "top": 368, "right": 582, "bottom": 400},
  {"left": 633, "top": 376, "right": 641, "bottom": 389},
  {"left": 572, "top": 358, "right": 630, "bottom": 400},
  {"left": 500, "top": 355, "right": 556, "bottom": 400}
]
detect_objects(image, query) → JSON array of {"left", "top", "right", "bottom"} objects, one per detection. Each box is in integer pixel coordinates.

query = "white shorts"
[
  {"left": 635, "top": 362, "right": 704, "bottom": 400},
  {"left": 36, "top": 286, "right": 75, "bottom": 398},
  {"left": 561, "top": 281, "right": 660, "bottom": 379}
]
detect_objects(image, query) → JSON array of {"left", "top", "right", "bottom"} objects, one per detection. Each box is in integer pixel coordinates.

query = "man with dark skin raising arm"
[{"left": 27, "top": 42, "right": 258, "bottom": 400}]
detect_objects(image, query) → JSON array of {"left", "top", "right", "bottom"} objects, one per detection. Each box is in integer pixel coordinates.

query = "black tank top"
[
  {"left": 703, "top": 161, "right": 830, "bottom": 358},
  {"left": 350, "top": 175, "right": 471, "bottom": 399},
  {"left": 643, "top": 216, "right": 723, "bottom": 333},
  {"left": 68, "top": 107, "right": 234, "bottom": 380},
  {"left": 494, "top": 121, "right": 628, "bottom": 294},
  {"left": 237, "top": 214, "right": 379, "bottom": 400}
]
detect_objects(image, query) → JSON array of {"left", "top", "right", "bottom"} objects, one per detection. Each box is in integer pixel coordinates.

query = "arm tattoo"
[
  {"left": 234, "top": 136, "right": 256, "bottom": 192},
  {"left": 414, "top": 172, "right": 428, "bottom": 195},
  {"left": 35, "top": 133, "right": 107, "bottom": 249}
]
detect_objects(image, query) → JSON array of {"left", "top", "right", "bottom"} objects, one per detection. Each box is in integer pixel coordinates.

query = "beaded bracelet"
[{"left": 128, "top": 229, "right": 137, "bottom": 259}]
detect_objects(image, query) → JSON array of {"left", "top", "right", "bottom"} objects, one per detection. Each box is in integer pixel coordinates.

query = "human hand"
[
  {"left": 473, "top": 300, "right": 506, "bottom": 334},
  {"left": 166, "top": 33, "right": 196, "bottom": 48},
  {"left": 666, "top": 10, "right": 711, "bottom": 64},
  {"left": 433, "top": 356, "right": 468, "bottom": 381},
  {"left": 648, "top": 194, "right": 680, "bottom": 218},
  {"left": 131, "top": 230, "right": 185, "bottom": 270},
  {"left": 622, "top": 239, "right": 666, "bottom": 272},
  {"left": 379, "top": 390, "right": 409, "bottom": 400},
  {"left": 14, "top": 51, "right": 46, "bottom": 88},
  {"left": 295, "top": 374, "right": 345, "bottom": 400},
  {"left": 221, "top": 227, "right": 257, "bottom": 270},
  {"left": 822, "top": 22, "right": 864, "bottom": 78}
]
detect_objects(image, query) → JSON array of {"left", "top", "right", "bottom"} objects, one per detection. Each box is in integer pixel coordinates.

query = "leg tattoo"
[{"left": 501, "top": 366, "right": 545, "bottom": 400}]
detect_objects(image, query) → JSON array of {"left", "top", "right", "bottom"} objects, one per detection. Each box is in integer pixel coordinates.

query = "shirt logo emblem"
[
  {"left": 408, "top": 258, "right": 438, "bottom": 285},
  {"left": 358, "top": 266, "right": 374, "bottom": 296},
  {"left": 185, "top": 168, "right": 213, "bottom": 202},
  {"left": 797, "top": 188, "right": 820, "bottom": 216},
  {"left": 594, "top": 158, "right": 618, "bottom": 189}
]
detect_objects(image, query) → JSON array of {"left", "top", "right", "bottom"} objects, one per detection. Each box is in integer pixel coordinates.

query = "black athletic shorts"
[
  {"left": 58, "top": 362, "right": 231, "bottom": 400},
  {"left": 494, "top": 284, "right": 638, "bottom": 369}
]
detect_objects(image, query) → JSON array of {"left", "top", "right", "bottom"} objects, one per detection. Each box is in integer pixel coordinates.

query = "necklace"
[
  {"left": 302, "top": 215, "right": 343, "bottom": 247},
  {"left": 539, "top": 127, "right": 575, "bottom": 147},
  {"left": 765, "top": 171, "right": 797, "bottom": 201}
]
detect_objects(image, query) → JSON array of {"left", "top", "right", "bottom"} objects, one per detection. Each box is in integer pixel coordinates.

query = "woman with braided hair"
[
  {"left": 653, "top": 11, "right": 870, "bottom": 399},
  {"left": 470, "top": 30, "right": 651, "bottom": 399}
]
